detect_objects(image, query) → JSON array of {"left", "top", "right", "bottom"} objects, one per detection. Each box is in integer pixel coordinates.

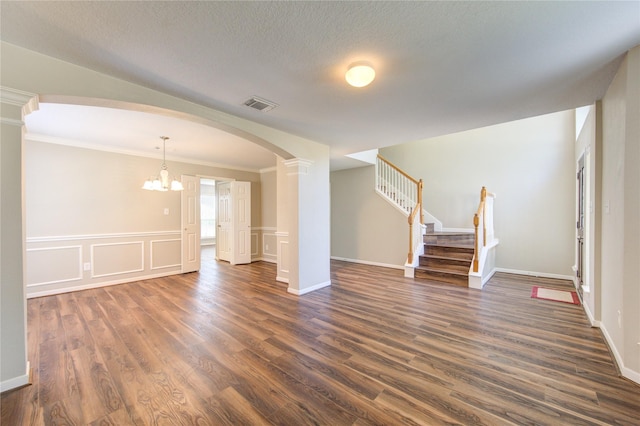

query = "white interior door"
[
  {"left": 216, "top": 181, "right": 232, "bottom": 262},
  {"left": 181, "top": 175, "right": 200, "bottom": 273},
  {"left": 231, "top": 181, "right": 251, "bottom": 265}
]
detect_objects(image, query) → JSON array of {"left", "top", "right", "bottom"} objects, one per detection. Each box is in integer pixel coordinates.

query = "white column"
[
  {"left": 275, "top": 157, "right": 289, "bottom": 283},
  {"left": 0, "top": 87, "right": 38, "bottom": 391},
  {"left": 283, "top": 158, "right": 331, "bottom": 295}
]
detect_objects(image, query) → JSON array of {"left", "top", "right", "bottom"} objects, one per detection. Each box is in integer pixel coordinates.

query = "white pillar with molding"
[
  {"left": 283, "top": 157, "right": 331, "bottom": 295},
  {"left": 0, "top": 87, "right": 37, "bottom": 392}
]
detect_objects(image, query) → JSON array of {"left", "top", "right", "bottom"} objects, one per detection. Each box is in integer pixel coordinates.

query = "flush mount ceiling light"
[
  {"left": 345, "top": 62, "right": 376, "bottom": 88},
  {"left": 142, "top": 136, "right": 184, "bottom": 192}
]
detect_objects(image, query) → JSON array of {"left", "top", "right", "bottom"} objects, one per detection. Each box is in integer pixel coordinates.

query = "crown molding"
[{"left": 0, "top": 86, "right": 39, "bottom": 116}]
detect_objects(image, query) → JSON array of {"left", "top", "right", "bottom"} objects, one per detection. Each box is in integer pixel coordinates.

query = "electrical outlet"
[
  {"left": 164, "top": 208, "right": 169, "bottom": 215},
  {"left": 83, "top": 262, "right": 91, "bottom": 271}
]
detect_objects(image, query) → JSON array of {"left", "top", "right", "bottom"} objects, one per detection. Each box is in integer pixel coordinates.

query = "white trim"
[
  {"left": 251, "top": 233, "right": 259, "bottom": 256},
  {"left": 469, "top": 267, "right": 498, "bottom": 289},
  {"left": 27, "top": 230, "right": 181, "bottom": 243},
  {"left": 26, "top": 270, "right": 181, "bottom": 299},
  {"left": 283, "top": 158, "right": 313, "bottom": 175},
  {"left": 582, "top": 300, "right": 597, "bottom": 326},
  {"left": 493, "top": 268, "right": 574, "bottom": 281},
  {"left": 0, "top": 117, "right": 24, "bottom": 127},
  {"left": 25, "top": 245, "right": 83, "bottom": 287},
  {"left": 599, "top": 323, "right": 640, "bottom": 385},
  {"left": 91, "top": 241, "right": 144, "bottom": 278},
  {"left": 252, "top": 257, "right": 277, "bottom": 264},
  {"left": 262, "top": 232, "right": 277, "bottom": 256},
  {"left": 288, "top": 280, "right": 331, "bottom": 296},
  {"left": 278, "top": 240, "right": 289, "bottom": 274},
  {"left": 276, "top": 276, "right": 289, "bottom": 283},
  {"left": 0, "top": 362, "right": 30, "bottom": 393},
  {"left": 330, "top": 256, "right": 404, "bottom": 270},
  {"left": 275, "top": 231, "right": 289, "bottom": 237},
  {"left": 0, "top": 86, "right": 38, "bottom": 107},
  {"left": 150, "top": 239, "right": 182, "bottom": 270},
  {"left": 260, "top": 166, "right": 277, "bottom": 174},
  {"left": 483, "top": 268, "right": 497, "bottom": 285},
  {"left": 253, "top": 226, "right": 277, "bottom": 232}
]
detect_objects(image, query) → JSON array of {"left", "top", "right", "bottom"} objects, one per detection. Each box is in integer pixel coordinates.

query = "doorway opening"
[{"left": 200, "top": 178, "right": 216, "bottom": 248}]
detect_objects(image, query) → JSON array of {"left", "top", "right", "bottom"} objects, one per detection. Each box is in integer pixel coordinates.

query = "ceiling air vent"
[{"left": 243, "top": 96, "right": 278, "bottom": 113}]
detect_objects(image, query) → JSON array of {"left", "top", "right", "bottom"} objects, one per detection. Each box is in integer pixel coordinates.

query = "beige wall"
[
  {"left": 24, "top": 139, "right": 265, "bottom": 296},
  {"left": 260, "top": 169, "right": 277, "bottom": 228},
  {"left": 259, "top": 169, "right": 277, "bottom": 262},
  {"left": 331, "top": 166, "right": 408, "bottom": 268},
  {"left": 379, "top": 110, "right": 576, "bottom": 276},
  {"left": 600, "top": 46, "right": 640, "bottom": 381}
]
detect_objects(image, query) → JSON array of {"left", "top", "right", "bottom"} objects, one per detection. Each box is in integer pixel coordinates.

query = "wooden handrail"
[{"left": 377, "top": 154, "right": 421, "bottom": 185}]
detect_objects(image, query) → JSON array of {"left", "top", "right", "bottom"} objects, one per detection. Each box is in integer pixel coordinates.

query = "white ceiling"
[{"left": 2, "top": 1, "right": 639, "bottom": 171}]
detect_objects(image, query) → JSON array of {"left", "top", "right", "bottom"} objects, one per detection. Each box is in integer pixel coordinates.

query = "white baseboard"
[
  {"left": 276, "top": 276, "right": 289, "bottom": 284},
  {"left": 288, "top": 280, "right": 331, "bottom": 296},
  {"left": 494, "top": 268, "right": 573, "bottom": 281},
  {"left": 330, "top": 256, "right": 404, "bottom": 270},
  {"left": 0, "top": 362, "right": 30, "bottom": 393},
  {"left": 251, "top": 256, "right": 277, "bottom": 264},
  {"left": 26, "top": 270, "right": 181, "bottom": 298},
  {"left": 582, "top": 301, "right": 597, "bottom": 326},
  {"left": 599, "top": 323, "right": 640, "bottom": 385}
]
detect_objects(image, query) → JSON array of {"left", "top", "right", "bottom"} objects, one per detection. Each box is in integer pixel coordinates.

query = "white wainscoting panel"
[
  {"left": 26, "top": 231, "right": 182, "bottom": 298},
  {"left": 26, "top": 245, "right": 82, "bottom": 287},
  {"left": 277, "top": 238, "right": 289, "bottom": 283},
  {"left": 91, "top": 241, "right": 144, "bottom": 278},
  {"left": 263, "top": 233, "right": 277, "bottom": 257},
  {"left": 251, "top": 232, "right": 259, "bottom": 256},
  {"left": 151, "top": 239, "right": 181, "bottom": 270}
]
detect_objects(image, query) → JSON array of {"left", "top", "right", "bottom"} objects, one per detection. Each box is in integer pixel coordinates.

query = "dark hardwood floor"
[{"left": 2, "top": 246, "right": 639, "bottom": 425}]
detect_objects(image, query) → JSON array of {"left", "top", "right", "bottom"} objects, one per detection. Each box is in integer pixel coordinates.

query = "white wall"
[
  {"left": 331, "top": 166, "right": 408, "bottom": 268},
  {"left": 380, "top": 110, "right": 576, "bottom": 277},
  {"left": 599, "top": 46, "right": 640, "bottom": 383}
]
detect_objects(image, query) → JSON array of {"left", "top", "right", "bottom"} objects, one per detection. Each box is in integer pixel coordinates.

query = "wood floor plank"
[{"left": 3, "top": 248, "right": 639, "bottom": 425}]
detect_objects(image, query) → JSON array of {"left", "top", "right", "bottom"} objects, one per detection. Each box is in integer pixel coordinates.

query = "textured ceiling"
[{"left": 2, "top": 1, "right": 639, "bottom": 171}]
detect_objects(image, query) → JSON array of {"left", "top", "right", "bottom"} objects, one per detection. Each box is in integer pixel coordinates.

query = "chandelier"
[{"left": 142, "top": 136, "right": 184, "bottom": 191}]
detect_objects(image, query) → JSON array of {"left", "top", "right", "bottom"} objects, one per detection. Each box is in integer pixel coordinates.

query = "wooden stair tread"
[
  {"left": 415, "top": 265, "right": 469, "bottom": 276},
  {"left": 424, "top": 231, "right": 473, "bottom": 236},
  {"left": 420, "top": 253, "right": 472, "bottom": 262},
  {"left": 424, "top": 243, "right": 474, "bottom": 249}
]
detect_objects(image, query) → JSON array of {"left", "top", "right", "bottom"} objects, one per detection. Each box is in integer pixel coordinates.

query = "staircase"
[
  {"left": 415, "top": 223, "right": 474, "bottom": 286},
  {"left": 375, "top": 155, "right": 497, "bottom": 288}
]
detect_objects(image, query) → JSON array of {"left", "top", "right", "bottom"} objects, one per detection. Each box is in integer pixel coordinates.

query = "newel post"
[
  {"left": 418, "top": 179, "right": 424, "bottom": 224},
  {"left": 473, "top": 213, "right": 480, "bottom": 273}
]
